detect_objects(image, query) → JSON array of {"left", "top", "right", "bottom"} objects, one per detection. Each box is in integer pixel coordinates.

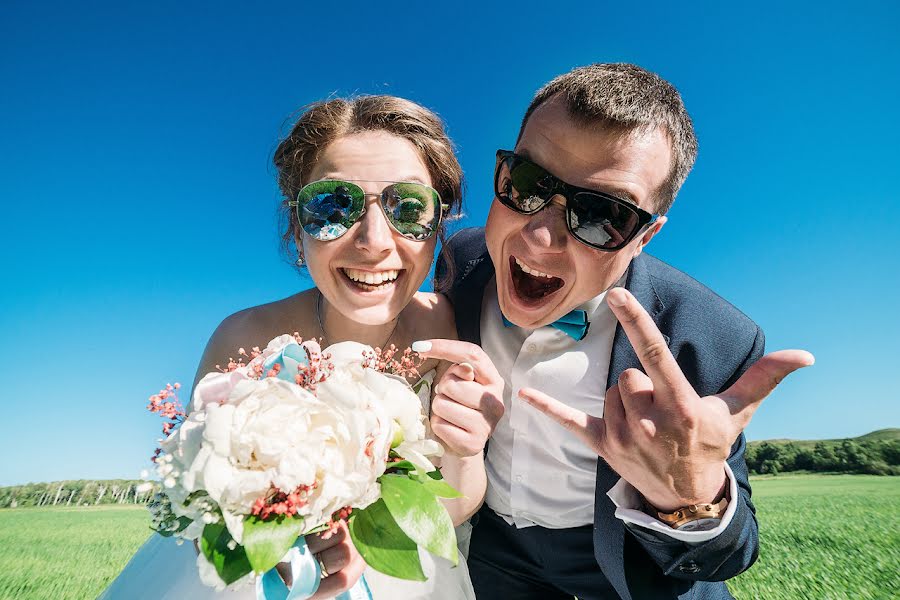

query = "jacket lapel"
[
  {"left": 451, "top": 255, "right": 494, "bottom": 346},
  {"left": 606, "top": 253, "right": 666, "bottom": 389},
  {"left": 594, "top": 253, "right": 666, "bottom": 600}
]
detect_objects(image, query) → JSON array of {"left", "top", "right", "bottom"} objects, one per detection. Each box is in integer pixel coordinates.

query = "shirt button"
[
  {"left": 527, "top": 343, "right": 538, "bottom": 353},
  {"left": 515, "top": 475, "right": 523, "bottom": 482},
  {"left": 678, "top": 561, "right": 701, "bottom": 574}
]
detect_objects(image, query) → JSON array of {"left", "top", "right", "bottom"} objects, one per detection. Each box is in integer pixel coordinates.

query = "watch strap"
[{"left": 655, "top": 496, "right": 729, "bottom": 529}]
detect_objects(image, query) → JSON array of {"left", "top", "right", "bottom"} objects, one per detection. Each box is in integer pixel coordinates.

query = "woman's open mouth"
[
  {"left": 509, "top": 256, "right": 564, "bottom": 305},
  {"left": 340, "top": 268, "right": 402, "bottom": 292}
]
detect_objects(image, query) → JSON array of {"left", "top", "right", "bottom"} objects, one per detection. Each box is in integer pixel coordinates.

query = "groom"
[{"left": 425, "top": 63, "right": 813, "bottom": 599}]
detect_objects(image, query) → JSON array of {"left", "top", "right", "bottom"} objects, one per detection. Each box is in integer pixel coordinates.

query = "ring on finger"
[{"left": 316, "top": 553, "right": 329, "bottom": 578}]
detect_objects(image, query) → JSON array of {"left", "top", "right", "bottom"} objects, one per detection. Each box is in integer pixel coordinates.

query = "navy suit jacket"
[{"left": 439, "top": 228, "right": 763, "bottom": 600}]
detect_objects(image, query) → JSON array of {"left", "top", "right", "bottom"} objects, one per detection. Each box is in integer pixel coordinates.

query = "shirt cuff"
[{"left": 606, "top": 462, "right": 738, "bottom": 544}]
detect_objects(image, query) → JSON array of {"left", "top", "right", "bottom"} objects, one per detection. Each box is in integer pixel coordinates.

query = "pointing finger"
[
  {"left": 412, "top": 339, "right": 499, "bottom": 385},
  {"left": 607, "top": 288, "right": 690, "bottom": 396},
  {"left": 723, "top": 349, "right": 815, "bottom": 426},
  {"left": 518, "top": 387, "right": 605, "bottom": 455}
]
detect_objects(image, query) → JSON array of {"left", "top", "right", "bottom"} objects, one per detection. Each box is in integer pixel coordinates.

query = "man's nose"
[
  {"left": 521, "top": 197, "right": 568, "bottom": 250},
  {"left": 353, "top": 199, "right": 395, "bottom": 255}
]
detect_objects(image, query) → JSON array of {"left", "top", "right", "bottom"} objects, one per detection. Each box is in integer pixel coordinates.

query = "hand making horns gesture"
[{"left": 519, "top": 287, "right": 814, "bottom": 511}]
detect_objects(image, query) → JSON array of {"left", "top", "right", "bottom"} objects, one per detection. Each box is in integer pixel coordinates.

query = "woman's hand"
[
  {"left": 413, "top": 339, "right": 505, "bottom": 456},
  {"left": 303, "top": 522, "right": 366, "bottom": 599}
]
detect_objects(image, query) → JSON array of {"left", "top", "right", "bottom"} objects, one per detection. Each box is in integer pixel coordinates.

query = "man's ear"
[{"left": 632, "top": 216, "right": 667, "bottom": 258}]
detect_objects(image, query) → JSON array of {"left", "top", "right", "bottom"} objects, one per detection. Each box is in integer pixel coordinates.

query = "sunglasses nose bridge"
[{"left": 521, "top": 198, "right": 569, "bottom": 250}]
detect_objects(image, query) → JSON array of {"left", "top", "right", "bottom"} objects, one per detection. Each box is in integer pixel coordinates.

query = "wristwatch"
[{"left": 655, "top": 496, "right": 729, "bottom": 531}]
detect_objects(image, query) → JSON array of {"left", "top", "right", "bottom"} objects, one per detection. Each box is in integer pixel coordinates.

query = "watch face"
[{"left": 677, "top": 518, "right": 721, "bottom": 532}]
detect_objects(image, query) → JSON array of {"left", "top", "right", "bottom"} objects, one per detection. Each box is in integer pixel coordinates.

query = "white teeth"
[
  {"left": 343, "top": 268, "right": 400, "bottom": 286},
  {"left": 514, "top": 257, "right": 553, "bottom": 279}
]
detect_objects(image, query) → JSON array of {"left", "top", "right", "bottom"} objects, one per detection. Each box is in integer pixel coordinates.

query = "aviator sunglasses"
[
  {"left": 494, "top": 150, "right": 659, "bottom": 251},
  {"left": 289, "top": 179, "right": 448, "bottom": 242}
]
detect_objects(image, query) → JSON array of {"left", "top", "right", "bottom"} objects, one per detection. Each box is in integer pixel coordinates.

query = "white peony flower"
[{"left": 153, "top": 334, "right": 442, "bottom": 550}]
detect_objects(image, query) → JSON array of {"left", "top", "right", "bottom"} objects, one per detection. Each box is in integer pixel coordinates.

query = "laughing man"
[{"left": 437, "top": 63, "right": 813, "bottom": 600}]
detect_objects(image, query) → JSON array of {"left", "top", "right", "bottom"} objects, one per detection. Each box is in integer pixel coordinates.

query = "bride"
[{"left": 101, "top": 95, "right": 504, "bottom": 599}]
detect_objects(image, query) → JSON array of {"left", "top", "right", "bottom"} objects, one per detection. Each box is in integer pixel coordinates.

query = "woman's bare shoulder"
[
  {"left": 194, "top": 290, "right": 318, "bottom": 383},
  {"left": 218, "top": 292, "right": 315, "bottom": 341},
  {"left": 408, "top": 292, "right": 457, "bottom": 341}
]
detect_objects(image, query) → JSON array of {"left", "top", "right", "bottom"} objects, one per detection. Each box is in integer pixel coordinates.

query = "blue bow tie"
[{"left": 502, "top": 309, "right": 590, "bottom": 341}]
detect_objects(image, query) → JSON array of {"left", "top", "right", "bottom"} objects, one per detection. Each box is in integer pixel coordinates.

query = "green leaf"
[
  {"left": 349, "top": 499, "right": 426, "bottom": 581},
  {"left": 420, "top": 477, "right": 463, "bottom": 499},
  {"left": 379, "top": 474, "right": 458, "bottom": 565},
  {"left": 383, "top": 462, "right": 462, "bottom": 497},
  {"left": 242, "top": 514, "right": 306, "bottom": 574},
  {"left": 386, "top": 459, "right": 418, "bottom": 473},
  {"left": 200, "top": 523, "right": 253, "bottom": 585}
]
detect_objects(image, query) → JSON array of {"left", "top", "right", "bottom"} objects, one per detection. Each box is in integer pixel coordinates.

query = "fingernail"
[
  {"left": 607, "top": 288, "right": 627, "bottom": 307},
  {"left": 412, "top": 341, "right": 431, "bottom": 353}
]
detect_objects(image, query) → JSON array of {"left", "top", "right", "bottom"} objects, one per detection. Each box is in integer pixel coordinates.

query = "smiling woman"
[{"left": 98, "top": 96, "right": 481, "bottom": 600}]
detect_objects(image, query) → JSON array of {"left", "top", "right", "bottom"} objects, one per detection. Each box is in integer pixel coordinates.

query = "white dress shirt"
[{"left": 480, "top": 277, "right": 735, "bottom": 543}]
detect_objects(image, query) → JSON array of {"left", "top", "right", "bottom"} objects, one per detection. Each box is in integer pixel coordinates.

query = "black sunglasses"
[
  {"left": 289, "top": 179, "right": 447, "bottom": 242},
  {"left": 494, "top": 150, "right": 659, "bottom": 251}
]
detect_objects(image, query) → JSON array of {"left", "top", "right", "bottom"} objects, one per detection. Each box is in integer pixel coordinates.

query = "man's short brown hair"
[{"left": 518, "top": 63, "right": 698, "bottom": 214}]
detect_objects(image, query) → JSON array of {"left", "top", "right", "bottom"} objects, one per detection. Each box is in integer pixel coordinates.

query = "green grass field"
[
  {"left": 0, "top": 505, "right": 151, "bottom": 600},
  {"left": 727, "top": 474, "right": 899, "bottom": 599},
  {"left": 0, "top": 475, "right": 897, "bottom": 599}
]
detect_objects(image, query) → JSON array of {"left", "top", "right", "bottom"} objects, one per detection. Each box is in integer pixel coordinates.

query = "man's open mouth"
[{"left": 509, "top": 256, "right": 564, "bottom": 302}]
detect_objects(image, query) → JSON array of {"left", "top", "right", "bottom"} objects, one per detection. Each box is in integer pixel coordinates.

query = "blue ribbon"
[
  {"left": 255, "top": 536, "right": 372, "bottom": 600},
  {"left": 262, "top": 343, "right": 310, "bottom": 383},
  {"left": 502, "top": 309, "right": 590, "bottom": 341}
]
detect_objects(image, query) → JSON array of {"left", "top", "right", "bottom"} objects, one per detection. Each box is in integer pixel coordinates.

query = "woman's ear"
[{"left": 294, "top": 230, "right": 306, "bottom": 267}]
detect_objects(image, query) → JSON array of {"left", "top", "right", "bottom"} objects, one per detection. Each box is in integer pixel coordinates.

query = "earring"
[{"left": 296, "top": 256, "right": 305, "bottom": 267}]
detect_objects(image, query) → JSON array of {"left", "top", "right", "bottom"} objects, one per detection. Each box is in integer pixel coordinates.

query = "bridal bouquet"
[{"left": 144, "top": 334, "right": 461, "bottom": 592}]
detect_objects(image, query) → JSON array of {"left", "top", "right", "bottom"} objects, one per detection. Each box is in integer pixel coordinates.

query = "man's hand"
[
  {"left": 413, "top": 339, "right": 505, "bottom": 457},
  {"left": 519, "top": 287, "right": 814, "bottom": 512}
]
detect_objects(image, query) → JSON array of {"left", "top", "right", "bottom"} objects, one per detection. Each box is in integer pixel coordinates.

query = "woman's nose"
[{"left": 353, "top": 199, "right": 395, "bottom": 255}]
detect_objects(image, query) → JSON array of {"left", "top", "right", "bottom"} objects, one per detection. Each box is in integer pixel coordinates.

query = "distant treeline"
[
  {"left": 746, "top": 434, "right": 900, "bottom": 476},
  {"left": 0, "top": 479, "right": 160, "bottom": 509},
  {"left": 3, "top": 432, "right": 898, "bottom": 508}
]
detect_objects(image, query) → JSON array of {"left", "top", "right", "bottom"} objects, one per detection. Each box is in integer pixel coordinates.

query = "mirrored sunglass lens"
[
  {"left": 298, "top": 181, "right": 364, "bottom": 240},
  {"left": 502, "top": 159, "right": 554, "bottom": 213},
  {"left": 383, "top": 183, "right": 440, "bottom": 240},
  {"left": 569, "top": 192, "right": 640, "bottom": 249}
]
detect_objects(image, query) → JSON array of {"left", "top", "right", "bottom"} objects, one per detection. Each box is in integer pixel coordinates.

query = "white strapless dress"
[{"left": 99, "top": 370, "right": 475, "bottom": 600}]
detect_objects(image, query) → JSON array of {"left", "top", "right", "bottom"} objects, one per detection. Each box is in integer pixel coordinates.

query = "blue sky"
[{"left": 1, "top": 1, "right": 898, "bottom": 486}]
